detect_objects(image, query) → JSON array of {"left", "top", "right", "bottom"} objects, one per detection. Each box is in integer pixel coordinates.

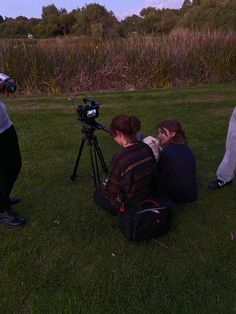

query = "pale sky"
[{"left": 0, "top": 0, "right": 183, "bottom": 20}]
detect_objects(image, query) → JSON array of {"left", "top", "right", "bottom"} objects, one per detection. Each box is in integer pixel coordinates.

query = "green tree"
[
  {"left": 59, "top": 8, "right": 67, "bottom": 15},
  {"left": 120, "top": 14, "right": 143, "bottom": 36},
  {"left": 178, "top": 0, "right": 236, "bottom": 30},
  {"left": 140, "top": 8, "right": 162, "bottom": 33},
  {"left": 42, "top": 4, "right": 59, "bottom": 20},
  {"left": 57, "top": 13, "right": 76, "bottom": 35},
  {"left": 72, "top": 4, "right": 119, "bottom": 38},
  {"left": 182, "top": 0, "right": 192, "bottom": 9},
  {"left": 15, "top": 16, "right": 28, "bottom": 21},
  {"left": 140, "top": 7, "right": 158, "bottom": 17},
  {"left": 32, "top": 22, "right": 50, "bottom": 38},
  {"left": 0, "top": 19, "right": 31, "bottom": 37},
  {"left": 0, "top": 23, "right": 7, "bottom": 37},
  {"left": 38, "top": 4, "right": 72, "bottom": 37},
  {"left": 139, "top": 8, "right": 179, "bottom": 34},
  {"left": 158, "top": 9, "right": 179, "bottom": 33},
  {"left": 192, "top": 0, "right": 201, "bottom": 6}
]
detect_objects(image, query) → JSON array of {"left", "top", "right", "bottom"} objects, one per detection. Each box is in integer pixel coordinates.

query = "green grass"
[{"left": 1, "top": 82, "right": 236, "bottom": 313}]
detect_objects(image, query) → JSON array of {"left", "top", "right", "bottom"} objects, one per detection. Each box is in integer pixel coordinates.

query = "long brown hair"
[
  {"left": 157, "top": 119, "right": 187, "bottom": 145},
  {"left": 109, "top": 114, "right": 140, "bottom": 141}
]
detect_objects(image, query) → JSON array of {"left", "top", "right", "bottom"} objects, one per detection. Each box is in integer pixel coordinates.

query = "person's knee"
[
  {"left": 93, "top": 187, "right": 102, "bottom": 206},
  {"left": 93, "top": 188, "right": 118, "bottom": 215}
]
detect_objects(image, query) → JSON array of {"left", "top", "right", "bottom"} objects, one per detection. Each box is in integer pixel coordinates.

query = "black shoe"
[
  {"left": 10, "top": 196, "right": 21, "bottom": 205},
  {"left": 0, "top": 210, "right": 26, "bottom": 227},
  {"left": 208, "top": 179, "right": 232, "bottom": 190}
]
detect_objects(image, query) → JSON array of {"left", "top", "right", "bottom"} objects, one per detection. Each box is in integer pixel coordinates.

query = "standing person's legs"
[
  {"left": 2, "top": 125, "right": 22, "bottom": 197},
  {"left": 216, "top": 107, "right": 236, "bottom": 182},
  {"left": 0, "top": 127, "right": 26, "bottom": 227},
  {"left": 0, "top": 164, "right": 11, "bottom": 212},
  {"left": 0, "top": 129, "right": 11, "bottom": 211},
  {"left": 208, "top": 107, "right": 236, "bottom": 190}
]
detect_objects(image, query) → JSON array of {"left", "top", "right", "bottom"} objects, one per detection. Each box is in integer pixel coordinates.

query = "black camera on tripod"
[
  {"left": 77, "top": 97, "right": 100, "bottom": 124},
  {"left": 71, "top": 95, "right": 108, "bottom": 186}
]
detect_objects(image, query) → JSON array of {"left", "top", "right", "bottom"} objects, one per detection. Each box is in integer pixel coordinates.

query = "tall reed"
[{"left": 0, "top": 29, "right": 235, "bottom": 94}]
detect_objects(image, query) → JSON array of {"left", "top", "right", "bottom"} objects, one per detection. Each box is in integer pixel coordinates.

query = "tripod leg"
[
  {"left": 92, "top": 137, "right": 101, "bottom": 186},
  {"left": 89, "top": 140, "right": 98, "bottom": 187},
  {"left": 93, "top": 136, "right": 108, "bottom": 174},
  {"left": 71, "top": 137, "right": 86, "bottom": 181}
]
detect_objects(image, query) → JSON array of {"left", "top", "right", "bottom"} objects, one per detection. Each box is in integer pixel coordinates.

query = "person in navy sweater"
[{"left": 157, "top": 119, "right": 197, "bottom": 203}]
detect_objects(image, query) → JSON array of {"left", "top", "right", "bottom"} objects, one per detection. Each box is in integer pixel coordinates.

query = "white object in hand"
[{"left": 143, "top": 136, "right": 161, "bottom": 160}]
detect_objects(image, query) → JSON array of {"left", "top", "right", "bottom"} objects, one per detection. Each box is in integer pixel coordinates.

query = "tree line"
[{"left": 0, "top": 0, "right": 236, "bottom": 39}]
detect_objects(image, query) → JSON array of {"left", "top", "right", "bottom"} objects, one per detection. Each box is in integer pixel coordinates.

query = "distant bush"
[{"left": 0, "top": 29, "right": 235, "bottom": 94}]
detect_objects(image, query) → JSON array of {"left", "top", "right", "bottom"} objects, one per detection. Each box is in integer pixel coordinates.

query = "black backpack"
[{"left": 118, "top": 196, "right": 172, "bottom": 242}]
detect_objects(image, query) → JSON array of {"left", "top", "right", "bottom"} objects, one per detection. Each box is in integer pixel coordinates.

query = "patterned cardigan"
[{"left": 101, "top": 142, "right": 157, "bottom": 204}]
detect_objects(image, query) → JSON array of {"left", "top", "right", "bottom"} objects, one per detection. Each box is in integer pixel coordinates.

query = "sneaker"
[
  {"left": 9, "top": 196, "right": 21, "bottom": 205},
  {"left": 0, "top": 209, "right": 27, "bottom": 227},
  {"left": 208, "top": 179, "right": 232, "bottom": 190},
  {"left": 0, "top": 196, "right": 21, "bottom": 205}
]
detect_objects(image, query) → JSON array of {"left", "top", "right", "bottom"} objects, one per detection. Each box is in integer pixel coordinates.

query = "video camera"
[
  {"left": 77, "top": 97, "right": 100, "bottom": 123},
  {"left": 5, "top": 79, "right": 17, "bottom": 94},
  {"left": 0, "top": 73, "right": 17, "bottom": 94}
]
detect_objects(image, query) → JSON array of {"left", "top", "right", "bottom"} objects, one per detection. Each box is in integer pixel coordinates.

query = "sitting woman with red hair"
[{"left": 94, "top": 114, "right": 158, "bottom": 215}]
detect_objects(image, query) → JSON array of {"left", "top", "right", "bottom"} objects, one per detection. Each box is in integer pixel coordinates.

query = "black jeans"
[
  {"left": 0, "top": 125, "right": 22, "bottom": 211},
  {"left": 93, "top": 187, "right": 120, "bottom": 215}
]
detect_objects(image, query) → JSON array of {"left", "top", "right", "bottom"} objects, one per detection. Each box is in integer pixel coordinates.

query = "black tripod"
[{"left": 70, "top": 122, "right": 108, "bottom": 187}]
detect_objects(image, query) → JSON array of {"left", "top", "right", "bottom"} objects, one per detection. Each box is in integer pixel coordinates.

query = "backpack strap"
[
  {"left": 140, "top": 199, "right": 160, "bottom": 208},
  {"left": 119, "top": 203, "right": 125, "bottom": 212}
]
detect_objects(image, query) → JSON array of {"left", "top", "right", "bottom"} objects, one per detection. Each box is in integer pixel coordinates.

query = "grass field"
[{"left": 1, "top": 83, "right": 236, "bottom": 313}]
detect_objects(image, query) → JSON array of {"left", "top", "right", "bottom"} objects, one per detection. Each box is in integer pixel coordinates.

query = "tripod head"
[{"left": 80, "top": 120, "right": 108, "bottom": 138}]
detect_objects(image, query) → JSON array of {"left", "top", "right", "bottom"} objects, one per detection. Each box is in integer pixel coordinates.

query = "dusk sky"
[{"left": 1, "top": 1, "right": 183, "bottom": 20}]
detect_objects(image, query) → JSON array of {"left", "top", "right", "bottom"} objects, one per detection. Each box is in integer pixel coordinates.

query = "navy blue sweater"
[{"left": 157, "top": 144, "right": 197, "bottom": 203}]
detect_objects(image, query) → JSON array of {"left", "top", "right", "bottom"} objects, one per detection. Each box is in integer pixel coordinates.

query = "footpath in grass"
[{"left": 1, "top": 83, "right": 236, "bottom": 313}]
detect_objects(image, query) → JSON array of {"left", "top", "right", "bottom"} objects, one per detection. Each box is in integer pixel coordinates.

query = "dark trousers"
[
  {"left": 0, "top": 125, "right": 22, "bottom": 211},
  {"left": 93, "top": 187, "right": 120, "bottom": 215}
]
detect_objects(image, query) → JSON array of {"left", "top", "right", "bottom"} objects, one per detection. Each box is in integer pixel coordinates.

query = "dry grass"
[{"left": 1, "top": 29, "right": 235, "bottom": 93}]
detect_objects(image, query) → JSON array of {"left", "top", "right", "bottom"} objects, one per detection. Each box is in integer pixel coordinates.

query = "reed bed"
[{"left": 0, "top": 29, "right": 235, "bottom": 93}]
